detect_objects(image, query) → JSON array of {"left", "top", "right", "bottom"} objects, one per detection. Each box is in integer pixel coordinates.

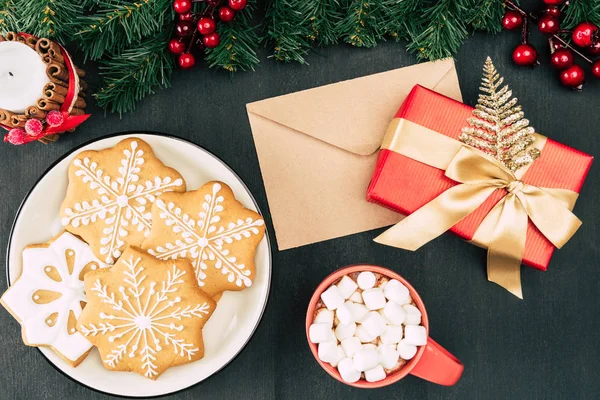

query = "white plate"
[{"left": 6, "top": 133, "right": 272, "bottom": 397}]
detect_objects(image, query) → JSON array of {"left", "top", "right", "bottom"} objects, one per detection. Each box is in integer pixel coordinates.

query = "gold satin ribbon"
[{"left": 375, "top": 119, "right": 581, "bottom": 298}]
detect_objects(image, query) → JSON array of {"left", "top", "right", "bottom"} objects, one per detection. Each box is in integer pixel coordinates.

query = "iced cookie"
[
  {"left": 0, "top": 231, "right": 108, "bottom": 366},
  {"left": 77, "top": 247, "right": 216, "bottom": 380},
  {"left": 142, "top": 181, "right": 265, "bottom": 298},
  {"left": 60, "top": 138, "right": 186, "bottom": 264}
]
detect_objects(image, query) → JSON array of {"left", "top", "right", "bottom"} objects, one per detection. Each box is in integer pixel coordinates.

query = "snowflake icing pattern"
[
  {"left": 147, "top": 182, "right": 264, "bottom": 289},
  {"left": 79, "top": 256, "right": 211, "bottom": 379},
  {"left": 62, "top": 140, "right": 184, "bottom": 264}
]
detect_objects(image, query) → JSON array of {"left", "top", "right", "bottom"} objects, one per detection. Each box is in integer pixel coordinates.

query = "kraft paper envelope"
[{"left": 247, "top": 58, "right": 463, "bottom": 250}]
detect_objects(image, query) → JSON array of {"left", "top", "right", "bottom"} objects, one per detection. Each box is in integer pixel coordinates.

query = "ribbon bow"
[{"left": 375, "top": 146, "right": 581, "bottom": 298}]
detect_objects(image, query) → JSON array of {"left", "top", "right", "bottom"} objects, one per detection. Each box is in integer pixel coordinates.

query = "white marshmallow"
[
  {"left": 380, "top": 325, "right": 403, "bottom": 344},
  {"left": 365, "top": 365, "right": 386, "bottom": 382},
  {"left": 357, "top": 271, "right": 376, "bottom": 290},
  {"left": 362, "top": 343, "right": 377, "bottom": 350},
  {"left": 349, "top": 291, "right": 363, "bottom": 304},
  {"left": 336, "top": 302, "right": 355, "bottom": 325},
  {"left": 337, "top": 358, "right": 361, "bottom": 383},
  {"left": 309, "top": 323, "right": 335, "bottom": 344},
  {"left": 362, "top": 311, "right": 387, "bottom": 337},
  {"left": 318, "top": 340, "right": 339, "bottom": 363},
  {"left": 341, "top": 337, "right": 362, "bottom": 358},
  {"left": 335, "top": 322, "right": 356, "bottom": 341},
  {"left": 397, "top": 339, "right": 418, "bottom": 360},
  {"left": 403, "top": 304, "right": 422, "bottom": 325},
  {"left": 349, "top": 302, "right": 369, "bottom": 322},
  {"left": 355, "top": 325, "right": 377, "bottom": 343},
  {"left": 404, "top": 325, "right": 427, "bottom": 346},
  {"left": 337, "top": 275, "right": 358, "bottom": 299},
  {"left": 384, "top": 279, "right": 411, "bottom": 305},
  {"left": 353, "top": 348, "right": 379, "bottom": 372},
  {"left": 321, "top": 285, "right": 345, "bottom": 310},
  {"left": 377, "top": 344, "right": 400, "bottom": 369},
  {"left": 313, "top": 308, "right": 334, "bottom": 327},
  {"left": 382, "top": 301, "right": 407, "bottom": 326},
  {"left": 362, "top": 288, "right": 386, "bottom": 310},
  {"left": 330, "top": 345, "right": 346, "bottom": 367}
]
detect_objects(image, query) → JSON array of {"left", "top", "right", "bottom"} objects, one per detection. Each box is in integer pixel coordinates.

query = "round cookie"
[
  {"left": 0, "top": 231, "right": 108, "bottom": 366},
  {"left": 142, "top": 181, "right": 265, "bottom": 298},
  {"left": 60, "top": 137, "right": 186, "bottom": 264},
  {"left": 77, "top": 247, "right": 216, "bottom": 380}
]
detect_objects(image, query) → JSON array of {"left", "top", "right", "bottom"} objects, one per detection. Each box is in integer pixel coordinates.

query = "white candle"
[{"left": 0, "top": 41, "right": 50, "bottom": 114}]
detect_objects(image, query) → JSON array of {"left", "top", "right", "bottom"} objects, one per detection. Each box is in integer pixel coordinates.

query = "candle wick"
[{"left": 8, "top": 71, "right": 13, "bottom": 77}]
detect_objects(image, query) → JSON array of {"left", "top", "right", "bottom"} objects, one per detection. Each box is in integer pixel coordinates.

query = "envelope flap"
[{"left": 246, "top": 59, "right": 461, "bottom": 156}]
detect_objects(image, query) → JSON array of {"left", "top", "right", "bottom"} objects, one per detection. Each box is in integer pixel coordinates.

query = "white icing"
[
  {"left": 0, "top": 232, "right": 108, "bottom": 362},
  {"left": 61, "top": 140, "right": 185, "bottom": 264},
  {"left": 147, "top": 182, "right": 264, "bottom": 289},
  {"left": 79, "top": 256, "right": 212, "bottom": 379}
]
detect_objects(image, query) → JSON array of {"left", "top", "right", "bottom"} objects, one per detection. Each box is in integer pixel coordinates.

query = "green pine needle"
[
  {"left": 467, "top": 0, "right": 506, "bottom": 34},
  {"left": 337, "top": 0, "right": 384, "bottom": 48},
  {"left": 563, "top": 0, "right": 600, "bottom": 30}
]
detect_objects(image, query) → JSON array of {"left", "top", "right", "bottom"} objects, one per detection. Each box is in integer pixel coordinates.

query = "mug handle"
[{"left": 409, "top": 337, "right": 464, "bottom": 386}]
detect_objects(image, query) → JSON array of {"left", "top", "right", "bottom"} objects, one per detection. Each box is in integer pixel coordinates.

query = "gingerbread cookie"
[
  {"left": 142, "top": 181, "right": 265, "bottom": 298},
  {"left": 77, "top": 247, "right": 216, "bottom": 380},
  {"left": 0, "top": 231, "right": 108, "bottom": 366},
  {"left": 60, "top": 138, "right": 186, "bottom": 264}
]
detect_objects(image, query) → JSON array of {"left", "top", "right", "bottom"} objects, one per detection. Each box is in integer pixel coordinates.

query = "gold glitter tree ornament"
[{"left": 459, "top": 57, "right": 540, "bottom": 171}]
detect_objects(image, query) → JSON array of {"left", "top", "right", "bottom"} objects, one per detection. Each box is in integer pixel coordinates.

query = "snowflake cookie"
[
  {"left": 77, "top": 247, "right": 216, "bottom": 380},
  {"left": 142, "top": 181, "right": 265, "bottom": 298},
  {"left": 0, "top": 231, "right": 108, "bottom": 366},
  {"left": 60, "top": 138, "right": 186, "bottom": 264}
]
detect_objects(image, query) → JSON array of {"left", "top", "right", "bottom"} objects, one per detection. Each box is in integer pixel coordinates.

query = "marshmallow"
[
  {"left": 404, "top": 325, "right": 427, "bottom": 346},
  {"left": 336, "top": 302, "right": 355, "bottom": 325},
  {"left": 309, "top": 323, "right": 335, "bottom": 344},
  {"left": 377, "top": 344, "right": 400, "bottom": 369},
  {"left": 403, "top": 304, "right": 422, "bottom": 325},
  {"left": 321, "top": 285, "right": 345, "bottom": 310},
  {"left": 353, "top": 348, "right": 379, "bottom": 372},
  {"left": 335, "top": 322, "right": 357, "bottom": 341},
  {"left": 349, "top": 302, "right": 369, "bottom": 322},
  {"left": 337, "top": 358, "right": 361, "bottom": 383},
  {"left": 355, "top": 325, "right": 377, "bottom": 343},
  {"left": 337, "top": 275, "right": 358, "bottom": 299},
  {"left": 377, "top": 277, "right": 389, "bottom": 289},
  {"left": 380, "top": 325, "right": 403, "bottom": 344},
  {"left": 357, "top": 271, "right": 376, "bottom": 290},
  {"left": 313, "top": 308, "right": 334, "bottom": 327},
  {"left": 362, "top": 288, "right": 386, "bottom": 310},
  {"left": 397, "top": 339, "right": 418, "bottom": 360},
  {"left": 341, "top": 337, "right": 362, "bottom": 358},
  {"left": 330, "top": 345, "right": 346, "bottom": 367},
  {"left": 349, "top": 291, "right": 363, "bottom": 304},
  {"left": 383, "top": 279, "right": 411, "bottom": 305},
  {"left": 365, "top": 365, "right": 386, "bottom": 383},
  {"left": 318, "top": 340, "right": 339, "bottom": 363},
  {"left": 382, "top": 300, "right": 407, "bottom": 326},
  {"left": 362, "top": 311, "right": 387, "bottom": 337},
  {"left": 362, "top": 343, "right": 377, "bottom": 351}
]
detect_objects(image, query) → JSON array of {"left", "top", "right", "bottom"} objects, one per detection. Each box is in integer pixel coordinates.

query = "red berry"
[
  {"left": 203, "top": 32, "right": 221, "bottom": 48},
  {"left": 178, "top": 53, "right": 195, "bottom": 69},
  {"left": 592, "top": 60, "right": 600, "bottom": 79},
  {"left": 572, "top": 22, "right": 599, "bottom": 47},
  {"left": 197, "top": 17, "right": 216, "bottom": 35},
  {"left": 219, "top": 6, "right": 236, "bottom": 22},
  {"left": 512, "top": 43, "right": 537, "bottom": 66},
  {"left": 168, "top": 38, "right": 186, "bottom": 54},
  {"left": 228, "top": 0, "right": 247, "bottom": 11},
  {"left": 175, "top": 20, "right": 194, "bottom": 37},
  {"left": 588, "top": 40, "right": 600, "bottom": 56},
  {"left": 46, "top": 110, "right": 64, "bottom": 127},
  {"left": 4, "top": 128, "right": 27, "bottom": 145},
  {"left": 542, "top": 0, "right": 563, "bottom": 4},
  {"left": 24, "top": 119, "right": 43, "bottom": 136},
  {"left": 502, "top": 10, "right": 522, "bottom": 31},
  {"left": 179, "top": 12, "right": 194, "bottom": 21},
  {"left": 550, "top": 49, "right": 574, "bottom": 69},
  {"left": 543, "top": 6, "right": 561, "bottom": 18},
  {"left": 559, "top": 64, "right": 585, "bottom": 88},
  {"left": 538, "top": 15, "right": 560, "bottom": 35},
  {"left": 173, "top": 0, "right": 192, "bottom": 14}
]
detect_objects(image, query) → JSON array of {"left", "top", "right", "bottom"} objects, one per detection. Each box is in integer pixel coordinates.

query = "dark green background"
[{"left": 1, "top": 0, "right": 599, "bottom": 398}]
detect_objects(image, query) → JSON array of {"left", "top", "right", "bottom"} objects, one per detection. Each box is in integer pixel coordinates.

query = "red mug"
[{"left": 306, "top": 265, "right": 463, "bottom": 388}]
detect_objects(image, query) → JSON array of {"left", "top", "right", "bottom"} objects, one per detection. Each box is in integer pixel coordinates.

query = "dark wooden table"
[{"left": 1, "top": 1, "right": 599, "bottom": 398}]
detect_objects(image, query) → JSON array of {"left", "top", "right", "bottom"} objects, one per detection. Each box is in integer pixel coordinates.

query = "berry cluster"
[
  {"left": 168, "top": 0, "right": 247, "bottom": 69},
  {"left": 503, "top": 0, "right": 600, "bottom": 90}
]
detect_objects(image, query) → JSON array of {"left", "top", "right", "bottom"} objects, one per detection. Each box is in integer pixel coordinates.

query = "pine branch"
[
  {"left": 467, "top": 0, "right": 506, "bottom": 34},
  {"left": 94, "top": 29, "right": 175, "bottom": 115},
  {"left": 310, "top": 0, "right": 343, "bottom": 46},
  {"left": 562, "top": 0, "right": 600, "bottom": 30},
  {"left": 337, "top": 0, "right": 384, "bottom": 48},
  {"left": 205, "top": 0, "right": 260, "bottom": 72},
  {"left": 380, "top": 0, "right": 422, "bottom": 42}
]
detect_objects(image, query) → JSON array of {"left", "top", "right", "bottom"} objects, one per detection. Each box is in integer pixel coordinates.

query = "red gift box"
[{"left": 367, "top": 85, "right": 593, "bottom": 271}]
